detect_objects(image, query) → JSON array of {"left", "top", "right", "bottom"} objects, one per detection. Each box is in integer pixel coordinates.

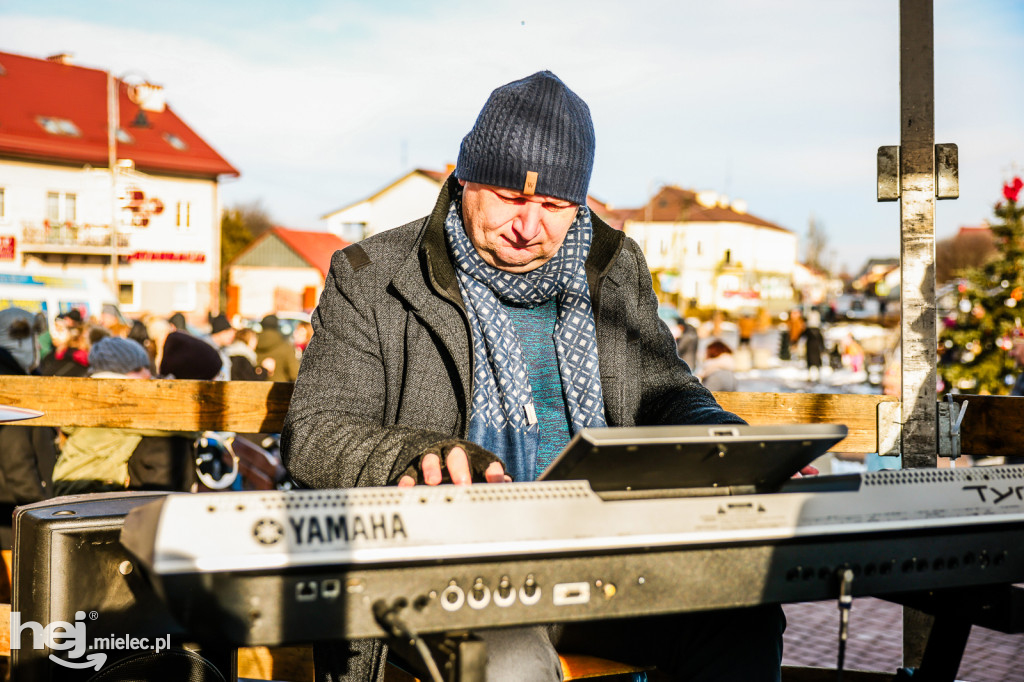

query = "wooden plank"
[
  {"left": 714, "top": 392, "right": 896, "bottom": 453},
  {"left": 950, "top": 394, "right": 1024, "bottom": 458},
  {"left": 0, "top": 550, "right": 10, "bottom": 604},
  {"left": 0, "top": 602, "right": 9, "bottom": 657},
  {"left": 559, "top": 654, "right": 652, "bottom": 679},
  {"left": 236, "top": 646, "right": 313, "bottom": 681},
  {"left": 0, "top": 377, "right": 895, "bottom": 453},
  {"left": 897, "top": 0, "right": 939, "bottom": 671},
  {"left": 898, "top": 0, "right": 938, "bottom": 470},
  {"left": 0, "top": 376, "right": 293, "bottom": 432}
]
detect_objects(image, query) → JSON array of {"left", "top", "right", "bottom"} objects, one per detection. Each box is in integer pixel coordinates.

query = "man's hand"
[{"left": 397, "top": 439, "right": 511, "bottom": 487}]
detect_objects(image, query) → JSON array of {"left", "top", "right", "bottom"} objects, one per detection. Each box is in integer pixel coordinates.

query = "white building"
[
  {"left": 623, "top": 186, "right": 797, "bottom": 314},
  {"left": 322, "top": 168, "right": 451, "bottom": 242},
  {"left": 227, "top": 227, "right": 349, "bottom": 319},
  {"left": 0, "top": 50, "right": 238, "bottom": 320}
]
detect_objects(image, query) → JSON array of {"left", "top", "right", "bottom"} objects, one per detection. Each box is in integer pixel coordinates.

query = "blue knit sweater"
[{"left": 503, "top": 299, "right": 572, "bottom": 480}]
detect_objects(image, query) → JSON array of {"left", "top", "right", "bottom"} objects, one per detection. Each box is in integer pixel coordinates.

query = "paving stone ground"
[{"left": 783, "top": 598, "right": 1024, "bottom": 681}]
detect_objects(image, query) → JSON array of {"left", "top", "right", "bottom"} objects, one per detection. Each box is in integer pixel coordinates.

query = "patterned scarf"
[{"left": 444, "top": 193, "right": 607, "bottom": 482}]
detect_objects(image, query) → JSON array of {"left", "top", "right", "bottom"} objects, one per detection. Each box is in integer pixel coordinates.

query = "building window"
[
  {"left": 118, "top": 282, "right": 135, "bottom": 307},
  {"left": 46, "top": 191, "right": 77, "bottom": 223},
  {"left": 46, "top": 192, "right": 60, "bottom": 222},
  {"left": 0, "top": 188, "right": 5, "bottom": 219},
  {"left": 36, "top": 116, "right": 81, "bottom": 137},
  {"left": 339, "top": 222, "right": 366, "bottom": 243},
  {"left": 176, "top": 202, "right": 191, "bottom": 230},
  {"left": 163, "top": 132, "right": 189, "bottom": 151}
]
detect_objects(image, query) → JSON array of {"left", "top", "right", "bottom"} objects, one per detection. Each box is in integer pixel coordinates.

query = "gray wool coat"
[{"left": 281, "top": 176, "right": 743, "bottom": 681}]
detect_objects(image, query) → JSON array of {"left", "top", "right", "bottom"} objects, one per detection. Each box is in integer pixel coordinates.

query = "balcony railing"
[{"left": 21, "top": 223, "right": 130, "bottom": 249}]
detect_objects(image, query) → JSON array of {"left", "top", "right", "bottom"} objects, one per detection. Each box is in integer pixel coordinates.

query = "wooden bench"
[{"left": 0, "top": 376, "right": 1014, "bottom": 681}]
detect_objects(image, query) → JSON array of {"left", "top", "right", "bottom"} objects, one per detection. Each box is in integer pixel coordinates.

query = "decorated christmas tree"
[{"left": 938, "top": 176, "right": 1024, "bottom": 394}]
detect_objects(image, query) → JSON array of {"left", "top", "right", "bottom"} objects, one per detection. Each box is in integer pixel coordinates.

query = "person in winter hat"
[
  {"left": 0, "top": 307, "right": 57, "bottom": 548},
  {"left": 54, "top": 337, "right": 195, "bottom": 495},
  {"left": 282, "top": 71, "right": 783, "bottom": 681}
]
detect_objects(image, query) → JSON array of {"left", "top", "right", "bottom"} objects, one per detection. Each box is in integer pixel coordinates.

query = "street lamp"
[{"left": 107, "top": 72, "right": 119, "bottom": 296}]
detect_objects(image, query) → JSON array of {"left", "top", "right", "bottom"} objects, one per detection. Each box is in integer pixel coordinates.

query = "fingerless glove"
[{"left": 398, "top": 438, "right": 508, "bottom": 484}]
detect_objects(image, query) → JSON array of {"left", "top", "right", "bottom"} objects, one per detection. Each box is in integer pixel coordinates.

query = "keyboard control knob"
[
  {"left": 494, "top": 576, "right": 515, "bottom": 607},
  {"left": 519, "top": 574, "right": 541, "bottom": 605},
  {"left": 467, "top": 578, "right": 490, "bottom": 609}
]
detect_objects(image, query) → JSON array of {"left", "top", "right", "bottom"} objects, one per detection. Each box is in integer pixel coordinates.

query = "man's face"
[{"left": 459, "top": 180, "right": 579, "bottom": 273}]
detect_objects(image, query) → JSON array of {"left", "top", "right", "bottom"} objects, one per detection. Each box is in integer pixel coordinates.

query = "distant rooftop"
[
  {"left": 0, "top": 50, "right": 238, "bottom": 178},
  {"left": 620, "top": 185, "right": 790, "bottom": 232}
]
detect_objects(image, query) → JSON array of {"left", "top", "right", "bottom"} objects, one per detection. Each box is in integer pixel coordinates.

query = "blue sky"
[{"left": 2, "top": 0, "right": 1022, "bottom": 272}]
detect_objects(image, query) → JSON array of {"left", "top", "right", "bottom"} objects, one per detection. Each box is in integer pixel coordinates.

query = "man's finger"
[
  {"left": 445, "top": 447, "right": 472, "bottom": 486},
  {"left": 484, "top": 461, "right": 506, "bottom": 483},
  {"left": 422, "top": 453, "right": 442, "bottom": 486},
  {"left": 398, "top": 475, "right": 415, "bottom": 488}
]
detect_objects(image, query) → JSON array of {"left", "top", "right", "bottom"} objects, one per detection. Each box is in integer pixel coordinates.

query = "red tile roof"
[
  {"left": 416, "top": 168, "right": 451, "bottom": 183},
  {"left": 625, "top": 186, "right": 789, "bottom": 231},
  {"left": 0, "top": 50, "right": 238, "bottom": 178},
  {"left": 271, "top": 227, "right": 350, "bottom": 277}
]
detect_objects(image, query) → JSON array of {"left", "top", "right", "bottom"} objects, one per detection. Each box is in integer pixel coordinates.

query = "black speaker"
[{"left": 11, "top": 492, "right": 230, "bottom": 682}]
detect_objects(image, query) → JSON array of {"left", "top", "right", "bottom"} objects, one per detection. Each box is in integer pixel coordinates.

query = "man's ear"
[{"left": 457, "top": 178, "right": 467, "bottom": 187}]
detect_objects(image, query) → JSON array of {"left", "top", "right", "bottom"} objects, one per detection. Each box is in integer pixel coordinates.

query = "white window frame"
[
  {"left": 46, "top": 190, "right": 78, "bottom": 223},
  {"left": 176, "top": 201, "right": 192, "bottom": 231}
]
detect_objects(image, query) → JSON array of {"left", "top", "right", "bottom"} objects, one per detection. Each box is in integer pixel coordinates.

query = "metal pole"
[
  {"left": 899, "top": 0, "right": 937, "bottom": 470},
  {"left": 898, "top": 0, "right": 939, "bottom": 669},
  {"left": 107, "top": 72, "right": 119, "bottom": 294}
]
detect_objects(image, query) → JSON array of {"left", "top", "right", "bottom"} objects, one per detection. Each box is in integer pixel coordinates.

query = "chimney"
[
  {"left": 46, "top": 53, "right": 74, "bottom": 65},
  {"left": 129, "top": 82, "right": 166, "bottom": 113}
]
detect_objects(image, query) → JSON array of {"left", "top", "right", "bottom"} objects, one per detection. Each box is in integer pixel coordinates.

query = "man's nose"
[{"left": 512, "top": 203, "right": 542, "bottom": 242}]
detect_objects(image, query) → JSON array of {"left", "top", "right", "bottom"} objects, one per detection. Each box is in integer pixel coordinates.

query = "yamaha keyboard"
[{"left": 120, "top": 466, "right": 1024, "bottom": 646}]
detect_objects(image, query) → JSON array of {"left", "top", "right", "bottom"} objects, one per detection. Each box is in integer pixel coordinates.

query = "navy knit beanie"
[
  {"left": 89, "top": 337, "right": 151, "bottom": 375},
  {"left": 455, "top": 71, "right": 595, "bottom": 206}
]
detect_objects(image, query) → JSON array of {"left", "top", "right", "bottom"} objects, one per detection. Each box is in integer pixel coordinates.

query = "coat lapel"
[{"left": 391, "top": 177, "right": 473, "bottom": 424}]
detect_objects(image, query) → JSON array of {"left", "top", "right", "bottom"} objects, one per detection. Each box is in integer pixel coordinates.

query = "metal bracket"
[
  {"left": 935, "top": 143, "right": 959, "bottom": 200},
  {"left": 877, "top": 401, "right": 902, "bottom": 457},
  {"left": 937, "top": 396, "right": 968, "bottom": 459},
  {"left": 877, "top": 399, "right": 968, "bottom": 458},
  {"left": 877, "top": 146, "right": 901, "bottom": 202},
  {"left": 875, "top": 143, "right": 959, "bottom": 202}
]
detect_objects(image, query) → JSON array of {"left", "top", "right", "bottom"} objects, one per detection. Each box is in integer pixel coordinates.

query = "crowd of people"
[
  {"left": 0, "top": 306, "right": 311, "bottom": 547},
  {"left": 669, "top": 305, "right": 878, "bottom": 390}
]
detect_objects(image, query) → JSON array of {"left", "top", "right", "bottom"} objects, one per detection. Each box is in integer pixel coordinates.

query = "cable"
[
  {"left": 836, "top": 568, "right": 854, "bottom": 682},
  {"left": 373, "top": 599, "right": 445, "bottom": 682}
]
